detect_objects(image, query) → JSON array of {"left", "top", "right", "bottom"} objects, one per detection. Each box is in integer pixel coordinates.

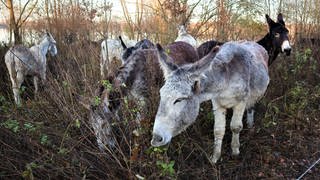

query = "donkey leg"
[
  {"left": 210, "top": 107, "right": 226, "bottom": 164},
  {"left": 230, "top": 103, "right": 246, "bottom": 156},
  {"left": 100, "top": 53, "right": 107, "bottom": 79},
  {"left": 6, "top": 62, "right": 19, "bottom": 105},
  {"left": 14, "top": 72, "right": 24, "bottom": 105},
  {"left": 33, "top": 76, "right": 39, "bottom": 94},
  {"left": 8, "top": 73, "right": 19, "bottom": 105},
  {"left": 246, "top": 108, "right": 254, "bottom": 128}
]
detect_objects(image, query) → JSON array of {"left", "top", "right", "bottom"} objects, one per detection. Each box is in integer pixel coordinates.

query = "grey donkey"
[
  {"left": 151, "top": 41, "right": 269, "bottom": 163},
  {"left": 4, "top": 32, "right": 57, "bottom": 105},
  {"left": 77, "top": 41, "right": 199, "bottom": 150}
]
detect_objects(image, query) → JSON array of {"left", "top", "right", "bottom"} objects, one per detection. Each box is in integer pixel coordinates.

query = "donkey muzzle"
[
  {"left": 151, "top": 133, "right": 168, "bottom": 147},
  {"left": 284, "top": 48, "right": 291, "bottom": 56}
]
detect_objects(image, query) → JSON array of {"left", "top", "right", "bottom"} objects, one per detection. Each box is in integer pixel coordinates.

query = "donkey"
[
  {"left": 257, "top": 13, "right": 291, "bottom": 65},
  {"left": 100, "top": 37, "right": 136, "bottom": 79},
  {"left": 78, "top": 49, "right": 166, "bottom": 149},
  {"left": 77, "top": 41, "right": 199, "bottom": 149},
  {"left": 151, "top": 41, "right": 270, "bottom": 164},
  {"left": 197, "top": 40, "right": 224, "bottom": 59},
  {"left": 196, "top": 13, "right": 291, "bottom": 127},
  {"left": 5, "top": 32, "right": 57, "bottom": 105},
  {"left": 175, "top": 25, "right": 198, "bottom": 48},
  {"left": 119, "top": 36, "right": 155, "bottom": 63},
  {"left": 197, "top": 13, "right": 291, "bottom": 65}
]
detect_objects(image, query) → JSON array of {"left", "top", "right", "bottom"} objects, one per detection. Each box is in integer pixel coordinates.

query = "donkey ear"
[
  {"left": 156, "top": 43, "right": 178, "bottom": 79},
  {"left": 188, "top": 46, "right": 217, "bottom": 74},
  {"left": 277, "top": 13, "right": 285, "bottom": 26},
  {"left": 119, "top": 36, "right": 127, "bottom": 50},
  {"left": 266, "top": 14, "right": 276, "bottom": 27},
  {"left": 210, "top": 45, "right": 220, "bottom": 54}
]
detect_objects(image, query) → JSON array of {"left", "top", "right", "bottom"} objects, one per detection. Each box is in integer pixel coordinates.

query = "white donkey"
[
  {"left": 175, "top": 25, "right": 198, "bottom": 48},
  {"left": 151, "top": 41, "right": 269, "bottom": 164},
  {"left": 100, "top": 37, "right": 136, "bottom": 79},
  {"left": 5, "top": 32, "right": 57, "bottom": 105}
]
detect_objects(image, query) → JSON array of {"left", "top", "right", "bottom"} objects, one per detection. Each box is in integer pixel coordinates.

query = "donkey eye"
[
  {"left": 173, "top": 98, "right": 182, "bottom": 104},
  {"left": 173, "top": 97, "right": 188, "bottom": 104},
  {"left": 275, "top": 33, "right": 280, "bottom": 38}
]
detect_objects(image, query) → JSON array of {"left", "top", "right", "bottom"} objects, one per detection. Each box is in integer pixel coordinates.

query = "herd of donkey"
[{"left": 4, "top": 14, "right": 291, "bottom": 164}]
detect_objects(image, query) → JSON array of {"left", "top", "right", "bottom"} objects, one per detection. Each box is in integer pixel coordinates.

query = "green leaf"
[
  {"left": 101, "top": 80, "right": 113, "bottom": 91},
  {"left": 75, "top": 119, "right": 81, "bottom": 128},
  {"left": 58, "top": 148, "right": 68, "bottom": 155},
  {"left": 1, "top": 119, "right": 20, "bottom": 133},
  {"left": 24, "top": 122, "right": 36, "bottom": 132},
  {"left": 93, "top": 96, "right": 101, "bottom": 106},
  {"left": 40, "top": 134, "right": 48, "bottom": 145}
]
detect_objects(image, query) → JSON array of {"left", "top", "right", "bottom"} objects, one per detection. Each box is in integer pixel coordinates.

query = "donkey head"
[
  {"left": 45, "top": 32, "right": 58, "bottom": 56},
  {"left": 266, "top": 13, "right": 291, "bottom": 56},
  {"left": 120, "top": 38, "right": 155, "bottom": 63},
  {"left": 177, "top": 25, "right": 187, "bottom": 36},
  {"left": 119, "top": 35, "right": 135, "bottom": 63},
  {"left": 76, "top": 83, "right": 121, "bottom": 149},
  {"left": 151, "top": 44, "right": 219, "bottom": 147}
]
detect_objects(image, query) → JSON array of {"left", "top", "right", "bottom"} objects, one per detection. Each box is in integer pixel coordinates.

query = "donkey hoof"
[
  {"left": 232, "top": 149, "right": 240, "bottom": 156},
  {"left": 210, "top": 154, "right": 221, "bottom": 164}
]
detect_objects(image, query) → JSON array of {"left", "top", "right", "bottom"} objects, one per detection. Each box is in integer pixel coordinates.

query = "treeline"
[{"left": 1, "top": 0, "right": 320, "bottom": 46}]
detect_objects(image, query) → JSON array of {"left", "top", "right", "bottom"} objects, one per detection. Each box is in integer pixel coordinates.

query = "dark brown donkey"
[{"left": 77, "top": 41, "right": 199, "bottom": 150}]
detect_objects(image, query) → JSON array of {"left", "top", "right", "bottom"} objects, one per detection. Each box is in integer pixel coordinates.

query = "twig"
[
  {"left": 0, "top": 0, "right": 8, "bottom": 8},
  {"left": 296, "top": 156, "right": 320, "bottom": 180}
]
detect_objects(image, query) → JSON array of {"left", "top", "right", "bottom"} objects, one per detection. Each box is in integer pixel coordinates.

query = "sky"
[{"left": 112, "top": 0, "right": 136, "bottom": 16}]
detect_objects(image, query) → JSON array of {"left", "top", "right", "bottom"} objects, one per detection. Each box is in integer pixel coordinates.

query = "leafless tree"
[{"left": 1, "top": 0, "right": 38, "bottom": 44}]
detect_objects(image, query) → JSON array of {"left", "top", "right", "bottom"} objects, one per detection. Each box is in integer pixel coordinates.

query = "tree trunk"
[{"left": 7, "top": 0, "right": 22, "bottom": 44}]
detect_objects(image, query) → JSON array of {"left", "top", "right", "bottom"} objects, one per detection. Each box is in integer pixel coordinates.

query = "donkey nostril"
[
  {"left": 284, "top": 48, "right": 291, "bottom": 55},
  {"left": 152, "top": 134, "right": 163, "bottom": 143}
]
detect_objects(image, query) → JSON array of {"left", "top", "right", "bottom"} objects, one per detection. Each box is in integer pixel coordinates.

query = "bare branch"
[
  {"left": 156, "top": 0, "right": 168, "bottom": 23},
  {"left": 0, "top": 0, "right": 9, "bottom": 8},
  {"left": 120, "top": 0, "right": 135, "bottom": 38},
  {"left": 16, "top": 0, "right": 32, "bottom": 25},
  {"left": 183, "top": 0, "right": 201, "bottom": 25},
  {"left": 17, "top": 0, "right": 38, "bottom": 28}
]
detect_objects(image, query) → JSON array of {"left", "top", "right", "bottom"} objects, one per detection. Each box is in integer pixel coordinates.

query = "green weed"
[{"left": 156, "top": 160, "right": 175, "bottom": 177}]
